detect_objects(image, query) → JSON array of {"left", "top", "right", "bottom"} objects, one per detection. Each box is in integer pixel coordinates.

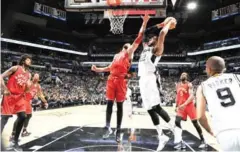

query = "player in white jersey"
[
  {"left": 196, "top": 56, "right": 240, "bottom": 151},
  {"left": 138, "top": 17, "right": 177, "bottom": 151},
  {"left": 125, "top": 87, "right": 133, "bottom": 118}
]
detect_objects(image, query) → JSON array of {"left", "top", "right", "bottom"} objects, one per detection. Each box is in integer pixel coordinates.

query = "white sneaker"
[
  {"left": 103, "top": 127, "right": 113, "bottom": 139},
  {"left": 198, "top": 141, "right": 207, "bottom": 149},
  {"left": 157, "top": 135, "right": 169, "bottom": 151}
]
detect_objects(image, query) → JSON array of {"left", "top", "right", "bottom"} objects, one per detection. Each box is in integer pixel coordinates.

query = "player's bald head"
[{"left": 206, "top": 56, "right": 225, "bottom": 76}]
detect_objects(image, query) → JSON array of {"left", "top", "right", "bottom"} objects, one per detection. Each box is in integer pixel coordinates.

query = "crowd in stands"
[{"left": 27, "top": 70, "right": 208, "bottom": 110}]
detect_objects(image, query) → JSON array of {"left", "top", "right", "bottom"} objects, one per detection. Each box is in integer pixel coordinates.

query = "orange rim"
[{"left": 107, "top": 0, "right": 122, "bottom": 6}]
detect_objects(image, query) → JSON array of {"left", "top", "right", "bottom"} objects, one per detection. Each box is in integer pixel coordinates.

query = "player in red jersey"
[
  {"left": 10, "top": 73, "right": 48, "bottom": 141},
  {"left": 1, "top": 54, "right": 32, "bottom": 151},
  {"left": 174, "top": 72, "right": 206, "bottom": 149},
  {"left": 91, "top": 14, "right": 149, "bottom": 142}
]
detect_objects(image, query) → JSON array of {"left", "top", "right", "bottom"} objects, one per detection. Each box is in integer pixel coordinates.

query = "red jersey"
[
  {"left": 7, "top": 66, "right": 30, "bottom": 94},
  {"left": 110, "top": 51, "right": 130, "bottom": 77},
  {"left": 25, "top": 83, "right": 40, "bottom": 101},
  {"left": 176, "top": 82, "right": 193, "bottom": 106}
]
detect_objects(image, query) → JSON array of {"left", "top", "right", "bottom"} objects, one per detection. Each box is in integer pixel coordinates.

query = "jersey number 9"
[{"left": 216, "top": 87, "right": 236, "bottom": 107}]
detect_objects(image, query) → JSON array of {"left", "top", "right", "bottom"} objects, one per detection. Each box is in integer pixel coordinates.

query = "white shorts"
[
  {"left": 217, "top": 129, "right": 240, "bottom": 151},
  {"left": 139, "top": 74, "right": 161, "bottom": 110}
]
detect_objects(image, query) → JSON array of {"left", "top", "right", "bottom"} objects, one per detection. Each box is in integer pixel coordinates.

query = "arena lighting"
[
  {"left": 1, "top": 38, "right": 88, "bottom": 56},
  {"left": 187, "top": 2, "right": 197, "bottom": 10},
  {"left": 188, "top": 44, "right": 240, "bottom": 56},
  {"left": 82, "top": 62, "right": 193, "bottom": 65}
]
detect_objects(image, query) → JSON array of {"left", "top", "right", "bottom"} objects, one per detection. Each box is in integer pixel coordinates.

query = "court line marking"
[
  {"left": 30, "top": 122, "right": 195, "bottom": 152},
  {"left": 182, "top": 140, "right": 196, "bottom": 152},
  {"left": 65, "top": 144, "right": 155, "bottom": 152},
  {"left": 31, "top": 121, "right": 104, "bottom": 152},
  {"left": 32, "top": 127, "right": 82, "bottom": 152}
]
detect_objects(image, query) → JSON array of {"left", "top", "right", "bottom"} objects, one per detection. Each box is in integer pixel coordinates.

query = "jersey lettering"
[
  {"left": 15, "top": 74, "right": 29, "bottom": 86},
  {"left": 139, "top": 53, "right": 146, "bottom": 62}
]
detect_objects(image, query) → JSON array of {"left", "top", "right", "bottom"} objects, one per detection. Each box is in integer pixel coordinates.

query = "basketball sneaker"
[
  {"left": 21, "top": 130, "right": 31, "bottom": 137},
  {"left": 102, "top": 127, "right": 113, "bottom": 139},
  {"left": 198, "top": 141, "right": 208, "bottom": 149},
  {"left": 8, "top": 141, "right": 23, "bottom": 152},
  {"left": 9, "top": 135, "right": 20, "bottom": 142},
  {"left": 157, "top": 134, "right": 169, "bottom": 151},
  {"left": 115, "top": 129, "right": 123, "bottom": 143},
  {"left": 174, "top": 141, "right": 186, "bottom": 150}
]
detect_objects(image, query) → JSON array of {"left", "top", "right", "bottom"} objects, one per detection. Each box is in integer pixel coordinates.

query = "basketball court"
[
  {"left": 2, "top": 105, "right": 219, "bottom": 151},
  {"left": 1, "top": 0, "right": 233, "bottom": 151}
]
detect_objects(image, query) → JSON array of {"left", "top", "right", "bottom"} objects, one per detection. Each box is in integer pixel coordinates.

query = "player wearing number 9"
[{"left": 196, "top": 56, "right": 240, "bottom": 151}]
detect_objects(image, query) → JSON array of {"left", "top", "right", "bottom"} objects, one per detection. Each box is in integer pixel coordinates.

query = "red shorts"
[
  {"left": 106, "top": 76, "right": 127, "bottom": 102},
  {"left": 177, "top": 103, "right": 197, "bottom": 121},
  {"left": 1, "top": 94, "right": 26, "bottom": 115}
]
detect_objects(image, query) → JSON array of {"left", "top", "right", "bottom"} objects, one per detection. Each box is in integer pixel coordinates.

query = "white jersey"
[
  {"left": 138, "top": 46, "right": 161, "bottom": 76},
  {"left": 202, "top": 73, "right": 240, "bottom": 135}
]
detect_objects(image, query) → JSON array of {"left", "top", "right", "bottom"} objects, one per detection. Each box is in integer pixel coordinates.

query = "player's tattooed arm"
[
  {"left": 196, "top": 85, "right": 214, "bottom": 136},
  {"left": 91, "top": 64, "right": 111, "bottom": 73},
  {"left": 1, "top": 66, "right": 18, "bottom": 95},
  {"left": 127, "top": 14, "right": 150, "bottom": 59}
]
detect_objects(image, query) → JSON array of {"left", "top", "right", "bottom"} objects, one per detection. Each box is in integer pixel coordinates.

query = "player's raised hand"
[
  {"left": 141, "top": 13, "right": 150, "bottom": 23},
  {"left": 91, "top": 65, "right": 97, "bottom": 72}
]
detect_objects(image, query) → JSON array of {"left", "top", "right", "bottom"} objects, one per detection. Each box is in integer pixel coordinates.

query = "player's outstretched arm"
[
  {"left": 91, "top": 64, "right": 111, "bottom": 73},
  {"left": 127, "top": 14, "right": 150, "bottom": 58},
  {"left": 1, "top": 66, "right": 18, "bottom": 95},
  {"left": 196, "top": 85, "right": 214, "bottom": 136},
  {"left": 153, "top": 17, "right": 176, "bottom": 56}
]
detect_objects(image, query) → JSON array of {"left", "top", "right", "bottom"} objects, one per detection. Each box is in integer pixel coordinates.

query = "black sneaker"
[
  {"left": 102, "top": 127, "right": 113, "bottom": 139},
  {"left": 115, "top": 129, "right": 122, "bottom": 143},
  {"left": 8, "top": 141, "right": 23, "bottom": 152}
]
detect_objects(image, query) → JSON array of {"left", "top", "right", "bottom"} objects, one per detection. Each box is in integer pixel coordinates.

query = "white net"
[{"left": 107, "top": 10, "right": 128, "bottom": 34}]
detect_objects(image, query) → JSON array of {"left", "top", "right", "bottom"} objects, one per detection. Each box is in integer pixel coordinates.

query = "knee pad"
[
  {"left": 154, "top": 104, "right": 170, "bottom": 122},
  {"left": 148, "top": 109, "right": 159, "bottom": 126},
  {"left": 17, "top": 112, "right": 27, "bottom": 121},
  {"left": 175, "top": 116, "right": 182, "bottom": 128}
]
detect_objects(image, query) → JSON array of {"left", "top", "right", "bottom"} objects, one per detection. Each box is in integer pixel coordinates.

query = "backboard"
[{"left": 65, "top": 0, "right": 167, "bottom": 13}]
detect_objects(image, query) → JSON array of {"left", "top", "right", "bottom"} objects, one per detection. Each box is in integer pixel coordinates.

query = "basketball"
[
  {"left": 169, "top": 19, "right": 177, "bottom": 30},
  {"left": 163, "top": 17, "right": 177, "bottom": 30}
]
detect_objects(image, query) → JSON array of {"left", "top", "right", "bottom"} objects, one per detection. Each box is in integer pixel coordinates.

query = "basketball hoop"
[
  {"left": 107, "top": 0, "right": 122, "bottom": 6},
  {"left": 107, "top": 9, "right": 128, "bottom": 34},
  {"left": 106, "top": 0, "right": 128, "bottom": 34}
]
